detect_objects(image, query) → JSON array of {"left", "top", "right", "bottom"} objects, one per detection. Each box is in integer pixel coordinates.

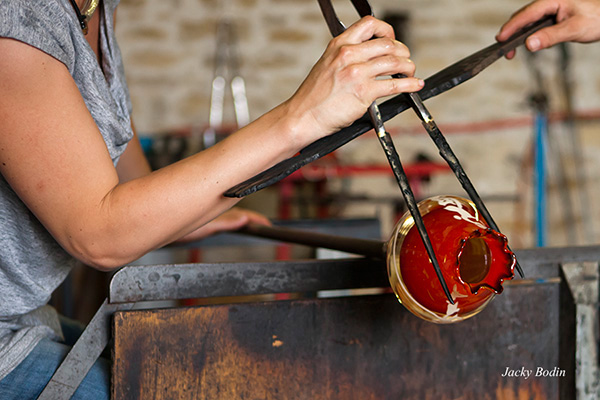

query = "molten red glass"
[{"left": 387, "top": 195, "right": 515, "bottom": 323}]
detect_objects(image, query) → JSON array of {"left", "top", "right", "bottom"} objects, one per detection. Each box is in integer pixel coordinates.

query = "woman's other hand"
[{"left": 178, "top": 207, "right": 271, "bottom": 242}]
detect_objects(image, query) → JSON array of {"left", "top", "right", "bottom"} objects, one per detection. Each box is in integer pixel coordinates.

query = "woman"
[{"left": 0, "top": 0, "right": 424, "bottom": 398}]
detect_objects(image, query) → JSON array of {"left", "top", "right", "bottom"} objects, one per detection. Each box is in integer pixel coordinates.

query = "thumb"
[{"left": 526, "top": 22, "right": 578, "bottom": 51}]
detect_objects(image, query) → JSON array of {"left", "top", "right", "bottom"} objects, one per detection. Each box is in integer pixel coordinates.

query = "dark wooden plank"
[{"left": 113, "top": 280, "right": 570, "bottom": 399}]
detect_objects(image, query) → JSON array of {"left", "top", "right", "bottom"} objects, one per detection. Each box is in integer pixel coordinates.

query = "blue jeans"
[{"left": 0, "top": 317, "right": 110, "bottom": 400}]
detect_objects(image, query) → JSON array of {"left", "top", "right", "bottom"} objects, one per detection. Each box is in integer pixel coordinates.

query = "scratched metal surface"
[{"left": 113, "top": 279, "right": 571, "bottom": 399}]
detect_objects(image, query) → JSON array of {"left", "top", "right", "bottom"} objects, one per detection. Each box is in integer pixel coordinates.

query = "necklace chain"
[{"left": 68, "top": 0, "right": 100, "bottom": 34}]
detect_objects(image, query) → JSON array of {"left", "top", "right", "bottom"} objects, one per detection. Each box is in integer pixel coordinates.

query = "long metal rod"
[
  {"left": 559, "top": 43, "right": 594, "bottom": 244},
  {"left": 534, "top": 110, "right": 548, "bottom": 247},
  {"left": 37, "top": 299, "right": 135, "bottom": 400},
  {"left": 238, "top": 223, "right": 386, "bottom": 259},
  {"left": 368, "top": 106, "right": 453, "bottom": 303},
  {"left": 526, "top": 52, "right": 553, "bottom": 248},
  {"left": 525, "top": 49, "right": 579, "bottom": 246}
]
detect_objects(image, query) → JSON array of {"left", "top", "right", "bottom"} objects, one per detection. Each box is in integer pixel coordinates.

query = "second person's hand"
[{"left": 497, "top": 0, "right": 600, "bottom": 59}]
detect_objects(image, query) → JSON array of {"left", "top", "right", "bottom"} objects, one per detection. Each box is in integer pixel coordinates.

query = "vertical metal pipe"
[{"left": 534, "top": 111, "right": 548, "bottom": 247}]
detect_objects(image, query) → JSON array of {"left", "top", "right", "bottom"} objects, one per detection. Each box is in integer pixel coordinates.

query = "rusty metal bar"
[
  {"left": 36, "top": 299, "right": 135, "bottom": 400},
  {"left": 516, "top": 245, "right": 600, "bottom": 265},
  {"left": 561, "top": 262, "right": 600, "bottom": 399},
  {"left": 109, "top": 258, "right": 388, "bottom": 304},
  {"left": 109, "top": 245, "right": 600, "bottom": 304}
]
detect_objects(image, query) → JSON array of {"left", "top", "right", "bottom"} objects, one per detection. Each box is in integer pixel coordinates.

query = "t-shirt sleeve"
[{"left": 0, "top": 0, "right": 76, "bottom": 71}]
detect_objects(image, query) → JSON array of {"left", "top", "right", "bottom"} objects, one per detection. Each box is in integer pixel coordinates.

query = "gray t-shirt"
[{"left": 0, "top": 0, "right": 133, "bottom": 379}]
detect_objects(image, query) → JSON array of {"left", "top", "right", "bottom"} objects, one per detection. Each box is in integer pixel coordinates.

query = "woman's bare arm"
[{"left": 0, "top": 16, "right": 423, "bottom": 271}]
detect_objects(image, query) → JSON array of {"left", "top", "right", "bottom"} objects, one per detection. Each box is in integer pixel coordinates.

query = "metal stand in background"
[
  {"left": 202, "top": 18, "right": 249, "bottom": 149},
  {"left": 562, "top": 261, "right": 600, "bottom": 399},
  {"left": 533, "top": 95, "right": 549, "bottom": 247},
  {"left": 525, "top": 45, "right": 596, "bottom": 247},
  {"left": 559, "top": 43, "right": 595, "bottom": 244}
]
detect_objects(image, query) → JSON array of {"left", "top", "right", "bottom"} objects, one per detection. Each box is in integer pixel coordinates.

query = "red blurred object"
[{"left": 276, "top": 153, "right": 450, "bottom": 222}]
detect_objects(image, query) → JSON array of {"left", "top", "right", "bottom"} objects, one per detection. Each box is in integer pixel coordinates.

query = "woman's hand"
[
  {"left": 497, "top": 0, "right": 600, "bottom": 59},
  {"left": 178, "top": 207, "right": 271, "bottom": 242},
  {"left": 283, "top": 16, "right": 424, "bottom": 147}
]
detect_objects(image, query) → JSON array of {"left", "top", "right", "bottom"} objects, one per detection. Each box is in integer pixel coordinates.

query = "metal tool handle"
[
  {"left": 372, "top": 127, "right": 454, "bottom": 302},
  {"left": 237, "top": 223, "right": 386, "bottom": 259}
]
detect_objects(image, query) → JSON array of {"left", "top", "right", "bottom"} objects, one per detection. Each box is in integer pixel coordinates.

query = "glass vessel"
[{"left": 387, "top": 195, "right": 516, "bottom": 323}]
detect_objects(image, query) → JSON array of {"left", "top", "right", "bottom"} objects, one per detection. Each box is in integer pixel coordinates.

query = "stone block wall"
[{"left": 115, "top": 0, "right": 600, "bottom": 246}]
